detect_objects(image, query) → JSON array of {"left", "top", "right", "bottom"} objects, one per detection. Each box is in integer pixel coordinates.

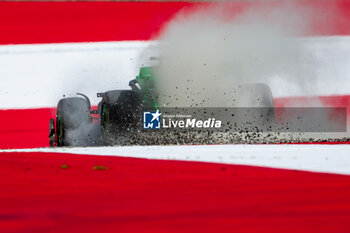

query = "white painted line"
[{"left": 1, "top": 144, "right": 350, "bottom": 175}]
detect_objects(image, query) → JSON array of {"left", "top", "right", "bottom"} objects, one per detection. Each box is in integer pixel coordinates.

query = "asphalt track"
[{"left": 1, "top": 1, "right": 350, "bottom": 233}]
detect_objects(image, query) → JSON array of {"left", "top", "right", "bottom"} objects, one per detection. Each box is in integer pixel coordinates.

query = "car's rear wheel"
[
  {"left": 100, "top": 90, "right": 142, "bottom": 145},
  {"left": 56, "top": 97, "right": 90, "bottom": 146}
]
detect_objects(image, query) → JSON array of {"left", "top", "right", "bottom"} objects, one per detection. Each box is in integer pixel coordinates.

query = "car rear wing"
[{"left": 97, "top": 93, "right": 105, "bottom": 98}]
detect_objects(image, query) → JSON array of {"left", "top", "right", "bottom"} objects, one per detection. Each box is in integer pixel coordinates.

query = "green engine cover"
[{"left": 136, "top": 66, "right": 158, "bottom": 109}]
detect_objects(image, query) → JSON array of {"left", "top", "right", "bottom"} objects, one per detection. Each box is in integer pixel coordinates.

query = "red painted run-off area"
[
  {"left": 1, "top": 152, "right": 350, "bottom": 233},
  {"left": 0, "top": 108, "right": 56, "bottom": 149},
  {"left": 1, "top": 1, "right": 350, "bottom": 44}
]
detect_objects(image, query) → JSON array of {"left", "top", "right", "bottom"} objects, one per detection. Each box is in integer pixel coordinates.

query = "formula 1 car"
[{"left": 49, "top": 65, "right": 274, "bottom": 147}]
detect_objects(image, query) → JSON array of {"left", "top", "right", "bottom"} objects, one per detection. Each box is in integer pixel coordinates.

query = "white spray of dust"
[
  {"left": 152, "top": 3, "right": 331, "bottom": 108},
  {"left": 65, "top": 122, "right": 103, "bottom": 147}
]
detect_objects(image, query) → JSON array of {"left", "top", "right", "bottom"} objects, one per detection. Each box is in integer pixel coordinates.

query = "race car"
[{"left": 49, "top": 65, "right": 274, "bottom": 147}]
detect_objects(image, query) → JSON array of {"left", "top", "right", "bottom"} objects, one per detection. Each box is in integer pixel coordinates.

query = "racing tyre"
[
  {"left": 100, "top": 90, "right": 142, "bottom": 145},
  {"left": 233, "top": 83, "right": 275, "bottom": 131},
  {"left": 56, "top": 97, "right": 90, "bottom": 146}
]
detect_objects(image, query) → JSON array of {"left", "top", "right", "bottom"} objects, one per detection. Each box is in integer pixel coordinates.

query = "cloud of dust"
[
  {"left": 65, "top": 122, "right": 103, "bottom": 147},
  {"left": 151, "top": 2, "right": 331, "bottom": 107}
]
